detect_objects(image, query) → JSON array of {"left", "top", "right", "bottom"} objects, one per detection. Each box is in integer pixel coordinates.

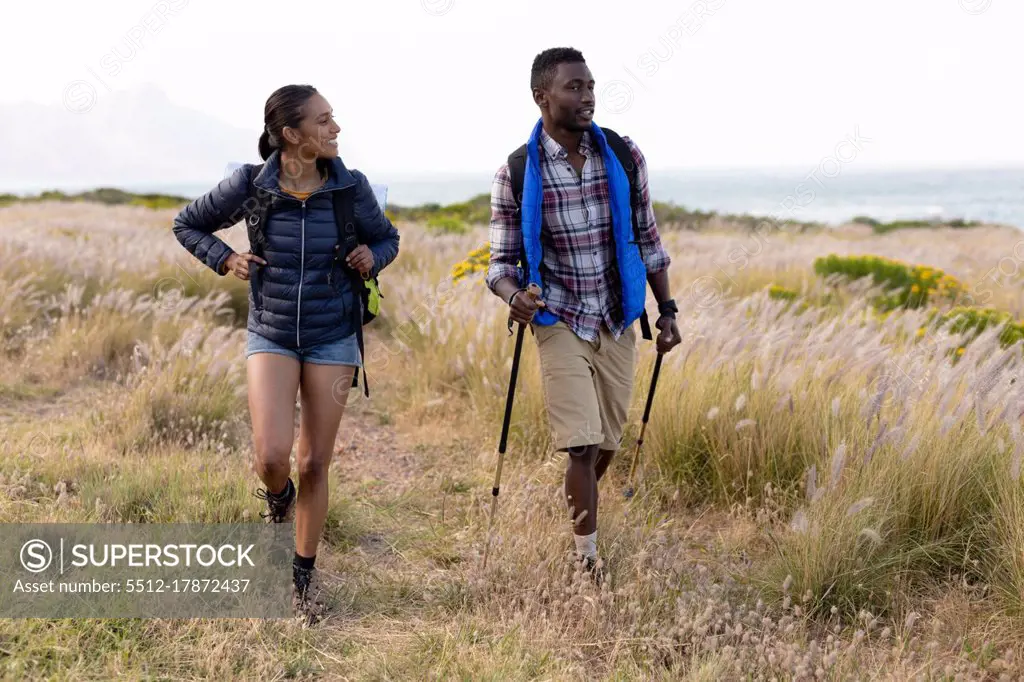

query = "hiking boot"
[
  {"left": 292, "top": 565, "right": 326, "bottom": 625},
  {"left": 254, "top": 478, "right": 296, "bottom": 523}
]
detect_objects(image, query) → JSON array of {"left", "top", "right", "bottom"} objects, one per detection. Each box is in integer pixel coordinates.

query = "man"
[{"left": 486, "top": 47, "right": 682, "bottom": 577}]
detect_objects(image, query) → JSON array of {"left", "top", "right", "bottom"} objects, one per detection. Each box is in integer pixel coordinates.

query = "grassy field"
[{"left": 2, "top": 200, "right": 1024, "bottom": 679}]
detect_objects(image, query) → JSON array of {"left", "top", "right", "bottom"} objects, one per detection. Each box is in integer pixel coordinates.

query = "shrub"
[
  {"left": 814, "top": 254, "right": 964, "bottom": 311},
  {"left": 767, "top": 284, "right": 798, "bottom": 301},
  {"left": 426, "top": 216, "right": 470, "bottom": 235},
  {"left": 849, "top": 216, "right": 981, "bottom": 234},
  {"left": 129, "top": 195, "right": 189, "bottom": 210},
  {"left": 389, "top": 194, "right": 491, "bottom": 226},
  {"left": 451, "top": 243, "right": 491, "bottom": 282},
  {"left": 867, "top": 218, "right": 982, "bottom": 234},
  {"left": 0, "top": 188, "right": 190, "bottom": 209},
  {"left": 936, "top": 306, "right": 1024, "bottom": 349},
  {"left": 652, "top": 202, "right": 821, "bottom": 232}
]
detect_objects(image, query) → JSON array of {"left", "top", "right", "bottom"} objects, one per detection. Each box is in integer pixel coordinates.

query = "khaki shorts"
[{"left": 533, "top": 321, "right": 637, "bottom": 452}]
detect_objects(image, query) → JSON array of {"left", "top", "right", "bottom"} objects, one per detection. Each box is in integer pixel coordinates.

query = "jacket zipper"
[{"left": 297, "top": 200, "right": 306, "bottom": 348}]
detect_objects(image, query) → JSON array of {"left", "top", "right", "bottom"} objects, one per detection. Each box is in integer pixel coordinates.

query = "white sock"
[{"left": 573, "top": 531, "right": 598, "bottom": 559}]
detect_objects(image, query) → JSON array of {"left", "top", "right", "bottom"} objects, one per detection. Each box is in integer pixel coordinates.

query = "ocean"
[
  {"left": 385, "top": 166, "right": 1024, "bottom": 229},
  {"left": 645, "top": 166, "right": 1024, "bottom": 229},
  {"left": 14, "top": 167, "right": 1024, "bottom": 230}
]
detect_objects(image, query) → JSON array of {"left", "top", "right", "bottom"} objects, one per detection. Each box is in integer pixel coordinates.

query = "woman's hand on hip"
[{"left": 223, "top": 252, "right": 267, "bottom": 280}]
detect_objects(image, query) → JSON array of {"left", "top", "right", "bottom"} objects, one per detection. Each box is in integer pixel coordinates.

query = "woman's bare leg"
[
  {"left": 247, "top": 353, "right": 301, "bottom": 497},
  {"left": 294, "top": 363, "right": 355, "bottom": 557}
]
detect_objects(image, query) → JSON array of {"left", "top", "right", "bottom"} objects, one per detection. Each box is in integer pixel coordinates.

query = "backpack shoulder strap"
[
  {"left": 331, "top": 185, "right": 359, "bottom": 253},
  {"left": 331, "top": 186, "right": 370, "bottom": 398},
  {"left": 243, "top": 163, "right": 272, "bottom": 257},
  {"left": 506, "top": 145, "right": 530, "bottom": 273},
  {"left": 507, "top": 145, "right": 527, "bottom": 214},
  {"left": 600, "top": 128, "right": 642, "bottom": 243}
]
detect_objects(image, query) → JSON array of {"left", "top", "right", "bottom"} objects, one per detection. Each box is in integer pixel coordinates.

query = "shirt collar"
[{"left": 539, "top": 127, "right": 594, "bottom": 161}]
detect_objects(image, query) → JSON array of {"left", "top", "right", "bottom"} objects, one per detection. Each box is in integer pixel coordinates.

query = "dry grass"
[{"left": 2, "top": 203, "right": 1024, "bottom": 679}]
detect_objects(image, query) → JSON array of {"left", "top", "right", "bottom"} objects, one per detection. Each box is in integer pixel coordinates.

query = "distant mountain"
[{"left": 0, "top": 84, "right": 258, "bottom": 194}]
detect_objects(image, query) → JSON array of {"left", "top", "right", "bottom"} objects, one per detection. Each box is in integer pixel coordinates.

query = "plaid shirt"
[{"left": 486, "top": 128, "right": 671, "bottom": 342}]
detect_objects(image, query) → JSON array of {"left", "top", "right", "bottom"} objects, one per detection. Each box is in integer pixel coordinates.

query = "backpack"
[
  {"left": 242, "top": 163, "right": 379, "bottom": 397},
  {"left": 506, "top": 127, "right": 653, "bottom": 341}
]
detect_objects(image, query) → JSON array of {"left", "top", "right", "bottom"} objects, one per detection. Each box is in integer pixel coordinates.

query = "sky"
[{"left": 4, "top": 0, "right": 1022, "bottom": 176}]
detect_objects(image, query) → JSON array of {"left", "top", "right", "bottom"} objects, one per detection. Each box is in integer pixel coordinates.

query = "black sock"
[
  {"left": 271, "top": 478, "right": 294, "bottom": 500},
  {"left": 293, "top": 553, "right": 316, "bottom": 571}
]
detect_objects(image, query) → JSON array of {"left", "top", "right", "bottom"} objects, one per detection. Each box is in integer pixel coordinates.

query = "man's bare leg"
[
  {"left": 565, "top": 443, "right": 601, "bottom": 562},
  {"left": 595, "top": 448, "right": 617, "bottom": 482}
]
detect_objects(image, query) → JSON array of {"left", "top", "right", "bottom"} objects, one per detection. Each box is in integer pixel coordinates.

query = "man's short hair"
[{"left": 530, "top": 47, "right": 586, "bottom": 91}]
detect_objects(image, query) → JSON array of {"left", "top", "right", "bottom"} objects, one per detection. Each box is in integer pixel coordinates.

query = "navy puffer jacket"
[{"left": 172, "top": 150, "right": 400, "bottom": 350}]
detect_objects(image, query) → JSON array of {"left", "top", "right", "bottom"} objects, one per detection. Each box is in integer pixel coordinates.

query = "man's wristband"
[{"left": 657, "top": 299, "right": 678, "bottom": 318}]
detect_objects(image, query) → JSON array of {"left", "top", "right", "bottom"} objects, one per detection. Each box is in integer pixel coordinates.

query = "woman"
[{"left": 172, "top": 84, "right": 400, "bottom": 621}]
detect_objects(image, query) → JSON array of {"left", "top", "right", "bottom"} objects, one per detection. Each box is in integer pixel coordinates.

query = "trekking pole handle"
[
  {"left": 511, "top": 283, "right": 542, "bottom": 306},
  {"left": 525, "top": 283, "right": 542, "bottom": 301},
  {"left": 507, "top": 283, "right": 543, "bottom": 335}
]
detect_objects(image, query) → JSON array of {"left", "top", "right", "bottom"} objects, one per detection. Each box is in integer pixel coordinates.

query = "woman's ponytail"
[{"left": 258, "top": 128, "right": 275, "bottom": 161}]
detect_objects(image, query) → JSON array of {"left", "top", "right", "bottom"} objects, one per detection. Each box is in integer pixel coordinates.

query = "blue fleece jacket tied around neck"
[{"left": 520, "top": 118, "right": 648, "bottom": 329}]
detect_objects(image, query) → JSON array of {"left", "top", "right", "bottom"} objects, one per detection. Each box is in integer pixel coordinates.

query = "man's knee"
[
  {"left": 567, "top": 443, "right": 599, "bottom": 464},
  {"left": 567, "top": 444, "right": 590, "bottom": 458}
]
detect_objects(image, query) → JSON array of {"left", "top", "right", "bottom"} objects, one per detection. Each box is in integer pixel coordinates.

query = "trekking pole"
[
  {"left": 483, "top": 282, "right": 542, "bottom": 569},
  {"left": 624, "top": 351, "right": 664, "bottom": 499}
]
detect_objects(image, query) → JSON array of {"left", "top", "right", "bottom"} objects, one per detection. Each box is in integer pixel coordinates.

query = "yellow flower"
[
  {"left": 911, "top": 284, "right": 921, "bottom": 293},
  {"left": 916, "top": 328, "right": 925, "bottom": 337},
  {"left": 957, "top": 347, "right": 965, "bottom": 356}
]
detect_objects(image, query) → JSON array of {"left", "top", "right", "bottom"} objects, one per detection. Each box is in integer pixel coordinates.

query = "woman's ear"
[{"left": 281, "top": 126, "right": 302, "bottom": 146}]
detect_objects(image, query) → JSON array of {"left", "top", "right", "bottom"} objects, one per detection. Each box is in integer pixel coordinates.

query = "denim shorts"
[{"left": 245, "top": 330, "right": 362, "bottom": 367}]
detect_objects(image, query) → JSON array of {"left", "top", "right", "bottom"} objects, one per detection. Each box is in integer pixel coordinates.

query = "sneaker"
[
  {"left": 292, "top": 565, "right": 326, "bottom": 624},
  {"left": 254, "top": 478, "right": 296, "bottom": 523}
]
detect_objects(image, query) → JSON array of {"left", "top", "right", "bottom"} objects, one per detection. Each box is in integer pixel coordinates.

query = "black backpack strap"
[
  {"left": 600, "top": 128, "right": 642, "bottom": 245},
  {"left": 507, "top": 145, "right": 527, "bottom": 214},
  {"left": 506, "top": 145, "right": 530, "bottom": 281},
  {"left": 331, "top": 188, "right": 370, "bottom": 398},
  {"left": 332, "top": 187, "right": 360, "bottom": 259},
  {"left": 242, "top": 164, "right": 272, "bottom": 258},
  {"left": 601, "top": 128, "right": 653, "bottom": 342}
]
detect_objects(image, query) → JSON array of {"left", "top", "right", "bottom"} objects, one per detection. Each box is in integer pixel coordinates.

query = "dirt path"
[
  {"left": 329, "top": 399, "right": 419, "bottom": 493},
  {"left": 0, "top": 379, "right": 106, "bottom": 426}
]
